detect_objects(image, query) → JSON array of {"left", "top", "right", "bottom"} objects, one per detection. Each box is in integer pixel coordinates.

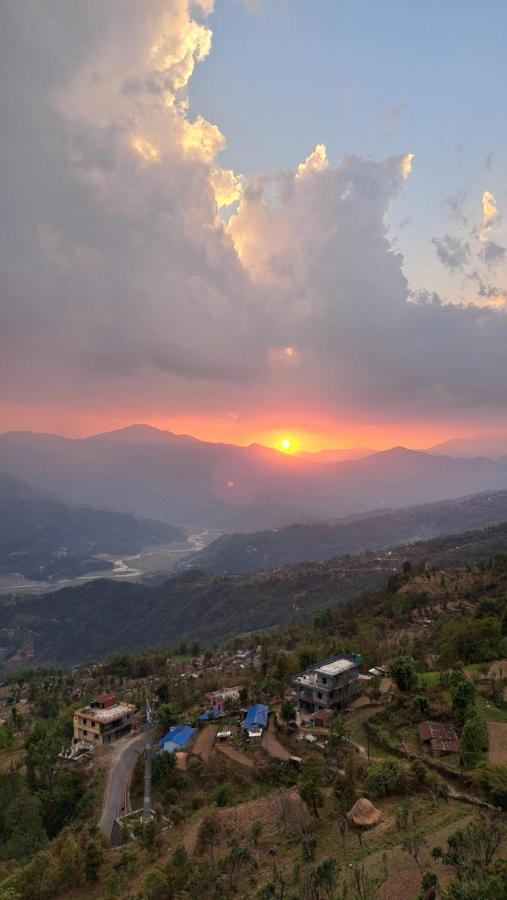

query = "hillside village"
[{"left": 0, "top": 552, "right": 506, "bottom": 899}]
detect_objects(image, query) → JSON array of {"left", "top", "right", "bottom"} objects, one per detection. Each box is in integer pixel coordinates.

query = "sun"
[{"left": 278, "top": 436, "right": 296, "bottom": 454}]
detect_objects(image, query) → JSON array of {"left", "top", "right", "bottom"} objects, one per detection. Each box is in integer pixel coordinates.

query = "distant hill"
[
  {"left": 2, "top": 426, "right": 507, "bottom": 530},
  {"left": 3, "top": 518, "right": 507, "bottom": 666},
  {"left": 187, "top": 490, "right": 507, "bottom": 574},
  {"left": 429, "top": 433, "right": 507, "bottom": 458},
  {"left": 295, "top": 447, "right": 375, "bottom": 464},
  {"left": 0, "top": 472, "right": 185, "bottom": 580}
]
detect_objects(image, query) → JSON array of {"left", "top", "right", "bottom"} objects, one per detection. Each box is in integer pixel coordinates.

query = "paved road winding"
[{"left": 98, "top": 732, "right": 146, "bottom": 837}]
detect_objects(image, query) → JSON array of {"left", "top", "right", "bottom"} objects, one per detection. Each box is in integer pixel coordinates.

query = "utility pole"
[{"left": 142, "top": 699, "right": 153, "bottom": 823}]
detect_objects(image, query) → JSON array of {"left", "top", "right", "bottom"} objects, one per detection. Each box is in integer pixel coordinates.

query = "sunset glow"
[
  {"left": 2, "top": 2, "right": 507, "bottom": 459},
  {"left": 277, "top": 436, "right": 298, "bottom": 454}
]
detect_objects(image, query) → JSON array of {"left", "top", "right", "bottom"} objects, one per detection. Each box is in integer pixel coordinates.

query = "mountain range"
[{"left": 3, "top": 425, "right": 507, "bottom": 531}]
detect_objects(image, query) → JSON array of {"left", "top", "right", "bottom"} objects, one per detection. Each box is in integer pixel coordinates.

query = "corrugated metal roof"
[
  {"left": 159, "top": 724, "right": 196, "bottom": 749},
  {"left": 418, "top": 721, "right": 458, "bottom": 752},
  {"left": 243, "top": 703, "right": 269, "bottom": 729}
]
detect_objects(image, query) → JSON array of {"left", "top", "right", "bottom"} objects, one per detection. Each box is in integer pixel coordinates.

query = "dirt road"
[
  {"left": 263, "top": 729, "right": 291, "bottom": 760},
  {"left": 192, "top": 724, "right": 218, "bottom": 761},
  {"left": 216, "top": 743, "right": 254, "bottom": 767}
]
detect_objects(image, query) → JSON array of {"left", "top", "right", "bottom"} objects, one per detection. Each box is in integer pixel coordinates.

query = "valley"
[{"left": 0, "top": 531, "right": 219, "bottom": 597}]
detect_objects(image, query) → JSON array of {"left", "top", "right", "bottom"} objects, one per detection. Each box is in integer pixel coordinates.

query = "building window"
[{"left": 317, "top": 692, "right": 322, "bottom": 699}]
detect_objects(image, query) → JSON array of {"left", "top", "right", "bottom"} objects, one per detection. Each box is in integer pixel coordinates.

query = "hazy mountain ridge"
[
  {"left": 3, "top": 518, "right": 507, "bottom": 666},
  {"left": 187, "top": 490, "right": 507, "bottom": 574},
  {"left": 2, "top": 426, "right": 507, "bottom": 531},
  {"left": 0, "top": 471, "right": 185, "bottom": 581}
]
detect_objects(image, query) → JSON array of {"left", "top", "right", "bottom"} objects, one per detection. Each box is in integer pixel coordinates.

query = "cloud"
[
  {"left": 210, "top": 168, "right": 243, "bottom": 208},
  {"left": 296, "top": 144, "right": 329, "bottom": 179},
  {"left": 482, "top": 190, "right": 499, "bottom": 228},
  {"left": 1, "top": 0, "right": 507, "bottom": 436},
  {"left": 479, "top": 239, "right": 506, "bottom": 267},
  {"left": 432, "top": 235, "right": 470, "bottom": 271}
]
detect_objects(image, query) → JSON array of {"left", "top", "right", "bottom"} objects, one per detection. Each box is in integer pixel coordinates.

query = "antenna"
[{"left": 142, "top": 699, "right": 153, "bottom": 823}]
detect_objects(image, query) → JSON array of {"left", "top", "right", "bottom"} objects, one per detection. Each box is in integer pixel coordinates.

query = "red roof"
[
  {"left": 418, "top": 721, "right": 458, "bottom": 753},
  {"left": 314, "top": 709, "right": 334, "bottom": 722},
  {"left": 94, "top": 693, "right": 117, "bottom": 709}
]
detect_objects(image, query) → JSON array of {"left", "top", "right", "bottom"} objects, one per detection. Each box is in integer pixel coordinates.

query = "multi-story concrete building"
[
  {"left": 73, "top": 694, "right": 137, "bottom": 748},
  {"left": 292, "top": 653, "right": 362, "bottom": 716}
]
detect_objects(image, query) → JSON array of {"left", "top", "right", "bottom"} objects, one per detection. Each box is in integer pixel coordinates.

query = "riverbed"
[{"left": 0, "top": 530, "right": 220, "bottom": 596}]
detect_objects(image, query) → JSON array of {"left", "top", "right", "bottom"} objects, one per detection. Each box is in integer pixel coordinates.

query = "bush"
[
  {"left": 390, "top": 656, "right": 418, "bottom": 693},
  {"left": 460, "top": 717, "right": 489, "bottom": 770},
  {"left": 214, "top": 781, "right": 234, "bottom": 807},
  {"left": 473, "top": 764, "right": 507, "bottom": 810},
  {"left": 366, "top": 759, "right": 400, "bottom": 797}
]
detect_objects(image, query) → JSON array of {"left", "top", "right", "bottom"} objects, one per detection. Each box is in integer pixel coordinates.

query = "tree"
[
  {"left": 410, "top": 695, "right": 429, "bottom": 721},
  {"left": 328, "top": 718, "right": 350, "bottom": 761},
  {"left": 249, "top": 820, "right": 263, "bottom": 854},
  {"left": 280, "top": 700, "right": 296, "bottom": 724},
  {"left": 152, "top": 749, "right": 178, "bottom": 786},
  {"left": 223, "top": 841, "right": 253, "bottom": 891},
  {"left": 25, "top": 719, "right": 62, "bottom": 793},
  {"left": 276, "top": 654, "right": 290, "bottom": 682},
  {"left": 0, "top": 883, "right": 21, "bottom": 900},
  {"left": 450, "top": 672, "right": 476, "bottom": 726},
  {"left": 308, "top": 857, "right": 339, "bottom": 900},
  {"left": 460, "top": 716, "right": 489, "bottom": 769},
  {"left": 196, "top": 814, "right": 221, "bottom": 868},
  {"left": 156, "top": 683, "right": 169, "bottom": 704},
  {"left": 83, "top": 837, "right": 104, "bottom": 883},
  {"left": 394, "top": 800, "right": 413, "bottom": 831},
  {"left": 53, "top": 829, "right": 84, "bottom": 891},
  {"left": 403, "top": 829, "right": 427, "bottom": 873},
  {"left": 140, "top": 868, "right": 169, "bottom": 900},
  {"left": 103, "top": 870, "right": 122, "bottom": 898},
  {"left": 157, "top": 703, "right": 178, "bottom": 732},
  {"left": 390, "top": 656, "right": 417, "bottom": 693},
  {"left": 2, "top": 785, "right": 48, "bottom": 862},
  {"left": 352, "top": 863, "right": 383, "bottom": 899},
  {"left": 299, "top": 755, "right": 325, "bottom": 818},
  {"left": 368, "top": 678, "right": 381, "bottom": 702},
  {"left": 473, "top": 763, "right": 507, "bottom": 810},
  {"left": 366, "top": 759, "right": 400, "bottom": 797},
  {"left": 298, "top": 649, "right": 317, "bottom": 671},
  {"left": 239, "top": 687, "right": 249, "bottom": 706},
  {"left": 431, "top": 812, "right": 506, "bottom": 882}
]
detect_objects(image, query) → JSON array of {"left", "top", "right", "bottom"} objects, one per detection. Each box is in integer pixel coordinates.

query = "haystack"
[{"left": 346, "top": 797, "right": 382, "bottom": 828}]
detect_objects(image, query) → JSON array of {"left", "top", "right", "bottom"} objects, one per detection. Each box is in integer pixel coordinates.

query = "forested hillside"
[
  {"left": 0, "top": 472, "right": 185, "bottom": 580},
  {"left": 3, "top": 518, "right": 507, "bottom": 667},
  {"left": 189, "top": 490, "right": 507, "bottom": 574}
]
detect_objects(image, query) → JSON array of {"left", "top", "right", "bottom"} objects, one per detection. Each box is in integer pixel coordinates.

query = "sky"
[{"left": 1, "top": 0, "right": 507, "bottom": 452}]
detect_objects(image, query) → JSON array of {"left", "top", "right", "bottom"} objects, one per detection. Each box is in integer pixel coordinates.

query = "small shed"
[
  {"left": 313, "top": 709, "right": 334, "bottom": 728},
  {"left": 418, "top": 721, "right": 459, "bottom": 756}
]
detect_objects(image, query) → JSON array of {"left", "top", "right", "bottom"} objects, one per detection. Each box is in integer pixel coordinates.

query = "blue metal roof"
[
  {"left": 243, "top": 704, "right": 269, "bottom": 729},
  {"left": 159, "top": 724, "right": 195, "bottom": 749},
  {"left": 158, "top": 740, "right": 179, "bottom": 755}
]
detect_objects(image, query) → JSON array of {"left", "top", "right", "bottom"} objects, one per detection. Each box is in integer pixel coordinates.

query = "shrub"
[{"left": 366, "top": 759, "right": 400, "bottom": 797}]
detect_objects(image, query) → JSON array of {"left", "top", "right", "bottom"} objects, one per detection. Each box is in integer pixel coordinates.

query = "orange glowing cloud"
[{"left": 131, "top": 135, "right": 160, "bottom": 162}]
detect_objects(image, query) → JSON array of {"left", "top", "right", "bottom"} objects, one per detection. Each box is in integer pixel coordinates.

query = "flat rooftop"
[
  {"left": 316, "top": 658, "right": 356, "bottom": 677},
  {"left": 76, "top": 702, "right": 135, "bottom": 723}
]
